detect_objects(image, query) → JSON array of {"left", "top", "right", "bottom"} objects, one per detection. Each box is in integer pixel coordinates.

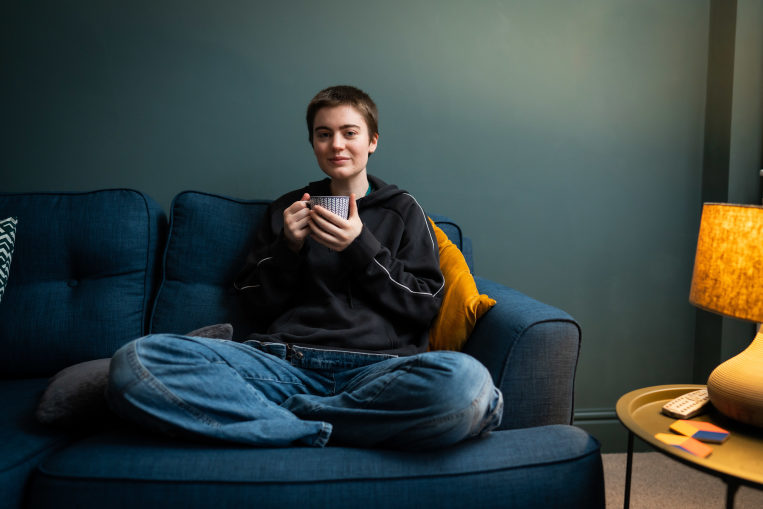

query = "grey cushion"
[
  {"left": 36, "top": 324, "right": 234, "bottom": 427},
  {"left": 35, "top": 358, "right": 113, "bottom": 427},
  {"left": 185, "top": 323, "right": 235, "bottom": 341}
]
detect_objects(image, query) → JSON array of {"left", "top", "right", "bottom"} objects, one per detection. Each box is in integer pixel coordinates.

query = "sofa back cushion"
[
  {"left": 150, "top": 192, "right": 473, "bottom": 338},
  {"left": 149, "top": 191, "right": 270, "bottom": 336},
  {"left": 0, "top": 190, "right": 166, "bottom": 378}
]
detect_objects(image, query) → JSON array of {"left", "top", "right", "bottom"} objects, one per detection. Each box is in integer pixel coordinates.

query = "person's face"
[{"left": 312, "top": 105, "right": 378, "bottom": 183}]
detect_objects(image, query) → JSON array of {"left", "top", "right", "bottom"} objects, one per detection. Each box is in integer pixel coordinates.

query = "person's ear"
[{"left": 368, "top": 133, "right": 379, "bottom": 155}]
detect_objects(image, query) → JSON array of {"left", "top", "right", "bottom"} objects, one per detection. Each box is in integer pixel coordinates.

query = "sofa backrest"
[
  {"left": 0, "top": 189, "right": 472, "bottom": 375},
  {"left": 428, "top": 214, "right": 473, "bottom": 273},
  {"left": 149, "top": 191, "right": 473, "bottom": 339},
  {"left": 0, "top": 190, "right": 166, "bottom": 378}
]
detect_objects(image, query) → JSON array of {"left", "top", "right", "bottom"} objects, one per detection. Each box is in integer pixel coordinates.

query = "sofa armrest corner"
[{"left": 463, "top": 277, "right": 582, "bottom": 430}]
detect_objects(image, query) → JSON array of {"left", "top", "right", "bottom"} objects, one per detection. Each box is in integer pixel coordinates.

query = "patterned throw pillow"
[{"left": 0, "top": 217, "right": 17, "bottom": 303}]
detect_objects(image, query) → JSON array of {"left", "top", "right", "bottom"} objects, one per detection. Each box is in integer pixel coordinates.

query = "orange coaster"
[{"left": 655, "top": 433, "right": 713, "bottom": 458}]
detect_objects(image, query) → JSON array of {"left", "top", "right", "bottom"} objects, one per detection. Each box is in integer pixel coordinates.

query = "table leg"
[
  {"left": 624, "top": 431, "right": 634, "bottom": 509},
  {"left": 725, "top": 478, "right": 739, "bottom": 509}
]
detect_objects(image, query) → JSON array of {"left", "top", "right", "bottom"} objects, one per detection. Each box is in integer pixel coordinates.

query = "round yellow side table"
[{"left": 616, "top": 384, "right": 763, "bottom": 509}]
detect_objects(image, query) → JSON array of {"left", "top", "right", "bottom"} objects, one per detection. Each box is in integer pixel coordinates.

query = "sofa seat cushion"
[
  {"left": 0, "top": 190, "right": 166, "bottom": 377},
  {"left": 28, "top": 425, "right": 603, "bottom": 509},
  {"left": 0, "top": 379, "right": 76, "bottom": 509}
]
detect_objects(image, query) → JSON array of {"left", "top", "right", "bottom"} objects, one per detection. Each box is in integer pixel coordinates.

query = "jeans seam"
[
  {"left": 240, "top": 375, "right": 305, "bottom": 386},
  {"left": 360, "top": 362, "right": 416, "bottom": 407}
]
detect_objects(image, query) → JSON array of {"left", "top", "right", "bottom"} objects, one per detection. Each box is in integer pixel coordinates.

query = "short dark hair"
[{"left": 306, "top": 85, "right": 378, "bottom": 146}]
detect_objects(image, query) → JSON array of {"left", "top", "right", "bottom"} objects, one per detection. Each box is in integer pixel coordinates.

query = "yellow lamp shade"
[{"left": 689, "top": 203, "right": 763, "bottom": 322}]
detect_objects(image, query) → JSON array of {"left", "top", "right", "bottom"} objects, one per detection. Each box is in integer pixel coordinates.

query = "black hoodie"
[{"left": 235, "top": 175, "right": 444, "bottom": 356}]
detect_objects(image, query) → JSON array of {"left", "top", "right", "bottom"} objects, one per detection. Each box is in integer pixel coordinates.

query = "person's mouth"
[{"left": 329, "top": 157, "right": 350, "bottom": 163}]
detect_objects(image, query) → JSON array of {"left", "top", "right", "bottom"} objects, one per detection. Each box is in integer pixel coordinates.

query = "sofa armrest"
[{"left": 462, "top": 277, "right": 581, "bottom": 430}]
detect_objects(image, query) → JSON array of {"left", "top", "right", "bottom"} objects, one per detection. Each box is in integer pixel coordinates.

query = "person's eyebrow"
[{"left": 314, "top": 124, "right": 361, "bottom": 131}]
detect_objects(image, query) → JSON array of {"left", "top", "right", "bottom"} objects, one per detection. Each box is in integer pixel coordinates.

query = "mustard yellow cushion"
[{"left": 428, "top": 218, "right": 496, "bottom": 351}]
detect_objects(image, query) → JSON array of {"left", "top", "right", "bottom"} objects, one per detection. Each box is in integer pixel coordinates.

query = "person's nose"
[{"left": 332, "top": 134, "right": 345, "bottom": 151}]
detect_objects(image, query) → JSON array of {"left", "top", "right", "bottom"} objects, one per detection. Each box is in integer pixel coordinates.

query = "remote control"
[{"left": 661, "top": 388, "right": 710, "bottom": 419}]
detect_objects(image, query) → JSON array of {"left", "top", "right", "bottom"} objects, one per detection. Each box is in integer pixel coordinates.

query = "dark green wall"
[{"left": 3, "top": 1, "right": 761, "bottom": 451}]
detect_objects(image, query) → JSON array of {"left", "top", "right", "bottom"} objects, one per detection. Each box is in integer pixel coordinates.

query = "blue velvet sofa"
[{"left": 0, "top": 189, "right": 604, "bottom": 509}]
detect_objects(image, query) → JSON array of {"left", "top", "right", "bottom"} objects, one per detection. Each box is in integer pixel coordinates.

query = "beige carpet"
[{"left": 603, "top": 452, "right": 763, "bottom": 508}]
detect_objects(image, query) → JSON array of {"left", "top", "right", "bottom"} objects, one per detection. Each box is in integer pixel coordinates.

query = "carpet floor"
[{"left": 603, "top": 452, "right": 763, "bottom": 508}]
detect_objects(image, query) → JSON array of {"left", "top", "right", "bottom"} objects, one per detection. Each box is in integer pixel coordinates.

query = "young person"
[{"left": 107, "top": 86, "right": 503, "bottom": 450}]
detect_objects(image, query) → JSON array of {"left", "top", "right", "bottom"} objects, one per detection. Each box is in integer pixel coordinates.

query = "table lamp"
[{"left": 689, "top": 203, "right": 763, "bottom": 427}]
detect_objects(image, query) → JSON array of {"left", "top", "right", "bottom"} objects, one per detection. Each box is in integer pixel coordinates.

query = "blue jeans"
[{"left": 107, "top": 334, "right": 503, "bottom": 450}]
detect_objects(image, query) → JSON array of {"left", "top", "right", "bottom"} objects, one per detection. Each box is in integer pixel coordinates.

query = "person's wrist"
[{"left": 286, "top": 237, "right": 303, "bottom": 253}]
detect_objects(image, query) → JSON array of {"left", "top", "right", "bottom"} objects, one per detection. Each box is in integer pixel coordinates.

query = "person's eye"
[
  {"left": 317, "top": 132, "right": 330, "bottom": 139},
  {"left": 345, "top": 131, "right": 358, "bottom": 138}
]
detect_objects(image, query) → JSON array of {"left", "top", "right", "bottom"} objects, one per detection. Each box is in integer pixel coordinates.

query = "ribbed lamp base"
[{"left": 707, "top": 328, "right": 763, "bottom": 428}]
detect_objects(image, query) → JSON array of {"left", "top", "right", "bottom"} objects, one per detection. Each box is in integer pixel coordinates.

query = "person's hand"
[
  {"left": 308, "top": 193, "right": 363, "bottom": 251},
  {"left": 283, "top": 193, "right": 311, "bottom": 252}
]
